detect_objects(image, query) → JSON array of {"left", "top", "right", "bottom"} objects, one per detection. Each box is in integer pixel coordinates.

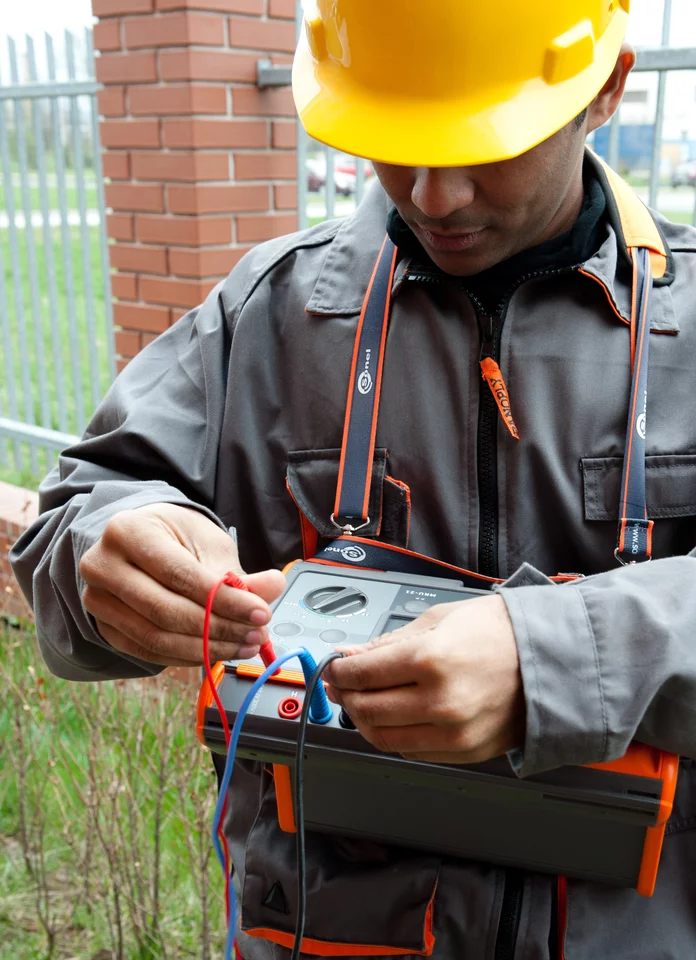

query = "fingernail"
[
  {"left": 245, "top": 630, "right": 265, "bottom": 646},
  {"left": 249, "top": 608, "right": 269, "bottom": 626},
  {"left": 237, "top": 645, "right": 261, "bottom": 660}
]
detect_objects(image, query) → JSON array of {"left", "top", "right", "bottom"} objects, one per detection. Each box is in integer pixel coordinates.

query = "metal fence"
[{"left": 0, "top": 28, "right": 113, "bottom": 485}]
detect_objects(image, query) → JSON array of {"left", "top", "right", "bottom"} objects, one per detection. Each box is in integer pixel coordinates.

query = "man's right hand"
[{"left": 79, "top": 503, "right": 286, "bottom": 668}]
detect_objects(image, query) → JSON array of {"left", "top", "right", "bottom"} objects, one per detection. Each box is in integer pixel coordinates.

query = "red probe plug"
[{"left": 223, "top": 572, "right": 279, "bottom": 675}]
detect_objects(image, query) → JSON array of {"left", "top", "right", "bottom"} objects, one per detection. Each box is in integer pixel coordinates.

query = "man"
[{"left": 11, "top": 0, "right": 696, "bottom": 957}]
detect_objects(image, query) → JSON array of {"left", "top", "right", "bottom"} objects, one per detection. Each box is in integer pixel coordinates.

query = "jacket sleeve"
[
  {"left": 500, "top": 554, "right": 696, "bottom": 775},
  {"left": 9, "top": 278, "right": 241, "bottom": 682}
]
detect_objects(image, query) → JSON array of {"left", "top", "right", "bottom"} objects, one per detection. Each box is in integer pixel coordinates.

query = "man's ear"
[{"left": 586, "top": 44, "right": 636, "bottom": 135}]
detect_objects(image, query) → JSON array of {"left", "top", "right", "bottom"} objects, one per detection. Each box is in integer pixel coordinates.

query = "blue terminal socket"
[{"left": 297, "top": 650, "right": 334, "bottom": 725}]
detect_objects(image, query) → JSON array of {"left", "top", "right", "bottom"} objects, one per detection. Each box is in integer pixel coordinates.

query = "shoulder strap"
[{"left": 588, "top": 149, "right": 668, "bottom": 281}]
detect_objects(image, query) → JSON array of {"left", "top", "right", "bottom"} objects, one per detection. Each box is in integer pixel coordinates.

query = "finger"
[
  {"left": 331, "top": 687, "right": 431, "bottom": 729},
  {"left": 323, "top": 635, "right": 425, "bottom": 691},
  {"left": 87, "top": 588, "right": 260, "bottom": 665},
  {"left": 96, "top": 620, "right": 204, "bottom": 669},
  {"left": 399, "top": 750, "right": 491, "bottom": 765},
  {"left": 84, "top": 566, "right": 269, "bottom": 645},
  {"left": 102, "top": 525, "right": 274, "bottom": 625},
  {"left": 357, "top": 723, "right": 479, "bottom": 757}
]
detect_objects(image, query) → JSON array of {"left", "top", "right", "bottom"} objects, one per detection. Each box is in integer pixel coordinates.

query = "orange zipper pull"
[{"left": 480, "top": 358, "right": 520, "bottom": 440}]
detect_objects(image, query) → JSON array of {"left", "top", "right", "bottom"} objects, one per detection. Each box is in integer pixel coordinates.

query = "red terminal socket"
[{"left": 278, "top": 696, "right": 302, "bottom": 720}]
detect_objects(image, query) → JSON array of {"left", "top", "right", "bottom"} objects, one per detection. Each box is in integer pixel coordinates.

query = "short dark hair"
[{"left": 573, "top": 107, "right": 589, "bottom": 131}]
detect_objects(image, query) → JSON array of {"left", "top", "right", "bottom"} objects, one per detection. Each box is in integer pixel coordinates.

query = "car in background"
[
  {"left": 306, "top": 156, "right": 375, "bottom": 195},
  {"left": 671, "top": 160, "right": 696, "bottom": 188}
]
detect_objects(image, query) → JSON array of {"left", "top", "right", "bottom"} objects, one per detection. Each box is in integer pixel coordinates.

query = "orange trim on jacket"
[{"left": 244, "top": 889, "right": 437, "bottom": 957}]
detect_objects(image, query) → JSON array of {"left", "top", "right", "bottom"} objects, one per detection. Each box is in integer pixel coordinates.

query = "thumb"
[{"left": 243, "top": 569, "right": 287, "bottom": 605}]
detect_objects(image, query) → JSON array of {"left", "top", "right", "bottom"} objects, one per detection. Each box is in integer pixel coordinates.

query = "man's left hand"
[{"left": 323, "top": 594, "right": 525, "bottom": 765}]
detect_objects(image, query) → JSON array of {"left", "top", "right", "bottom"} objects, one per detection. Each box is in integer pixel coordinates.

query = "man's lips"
[{"left": 420, "top": 227, "right": 487, "bottom": 253}]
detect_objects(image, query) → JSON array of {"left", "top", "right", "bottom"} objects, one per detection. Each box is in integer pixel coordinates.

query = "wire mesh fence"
[{"left": 0, "top": 28, "right": 113, "bottom": 486}]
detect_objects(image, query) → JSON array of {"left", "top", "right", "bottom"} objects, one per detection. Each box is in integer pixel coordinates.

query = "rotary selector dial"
[{"left": 304, "top": 585, "right": 369, "bottom": 617}]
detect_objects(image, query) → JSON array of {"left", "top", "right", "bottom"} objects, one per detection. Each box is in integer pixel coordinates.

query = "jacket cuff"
[{"left": 499, "top": 582, "right": 609, "bottom": 778}]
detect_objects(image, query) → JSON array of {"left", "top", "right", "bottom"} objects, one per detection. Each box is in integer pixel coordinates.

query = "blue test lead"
[
  {"left": 212, "top": 647, "right": 307, "bottom": 960},
  {"left": 297, "top": 650, "right": 334, "bottom": 724},
  {"left": 211, "top": 646, "right": 335, "bottom": 960}
]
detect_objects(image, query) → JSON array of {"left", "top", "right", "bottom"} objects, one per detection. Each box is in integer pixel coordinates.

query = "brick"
[
  {"left": 237, "top": 213, "right": 297, "bottom": 243},
  {"left": 105, "top": 183, "right": 165, "bottom": 212},
  {"left": 269, "top": 0, "right": 295, "bottom": 18},
  {"left": 107, "top": 212, "right": 135, "bottom": 240},
  {"left": 232, "top": 86, "right": 295, "bottom": 118},
  {"left": 274, "top": 182, "right": 296, "bottom": 210},
  {"left": 167, "top": 183, "right": 268, "bottom": 214},
  {"left": 111, "top": 273, "right": 138, "bottom": 299},
  {"left": 159, "top": 49, "right": 257, "bottom": 82},
  {"left": 171, "top": 307, "right": 192, "bottom": 323},
  {"left": 102, "top": 152, "right": 131, "bottom": 179},
  {"left": 136, "top": 214, "right": 232, "bottom": 245},
  {"left": 140, "top": 276, "right": 209, "bottom": 308},
  {"left": 96, "top": 51, "right": 158, "bottom": 85},
  {"left": 110, "top": 242, "right": 168, "bottom": 274},
  {"left": 163, "top": 118, "right": 267, "bottom": 149},
  {"left": 117, "top": 358, "right": 130, "bottom": 373},
  {"left": 272, "top": 120, "right": 297, "bottom": 149},
  {"left": 129, "top": 83, "right": 227, "bottom": 116},
  {"left": 101, "top": 119, "right": 161, "bottom": 149},
  {"left": 98, "top": 86, "right": 126, "bottom": 116},
  {"left": 234, "top": 151, "right": 296, "bottom": 180},
  {"left": 132, "top": 150, "right": 229, "bottom": 182},
  {"left": 228, "top": 16, "right": 295, "bottom": 53},
  {"left": 169, "top": 246, "right": 249, "bottom": 278},
  {"left": 156, "top": 0, "right": 262, "bottom": 10},
  {"left": 115, "top": 329, "right": 142, "bottom": 357},
  {"left": 93, "top": 0, "right": 152, "bottom": 14},
  {"left": 114, "top": 302, "right": 171, "bottom": 332},
  {"left": 124, "top": 12, "right": 225, "bottom": 48},
  {"left": 93, "top": 19, "right": 122, "bottom": 51}
]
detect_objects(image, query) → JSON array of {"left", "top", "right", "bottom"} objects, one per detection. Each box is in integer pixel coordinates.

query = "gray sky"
[{"left": 1, "top": 0, "right": 696, "bottom": 45}]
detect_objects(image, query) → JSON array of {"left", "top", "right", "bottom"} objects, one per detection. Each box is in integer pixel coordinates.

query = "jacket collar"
[{"left": 305, "top": 161, "right": 679, "bottom": 333}]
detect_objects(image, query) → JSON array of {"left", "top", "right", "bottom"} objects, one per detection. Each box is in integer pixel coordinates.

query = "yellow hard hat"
[{"left": 293, "top": 0, "right": 631, "bottom": 167}]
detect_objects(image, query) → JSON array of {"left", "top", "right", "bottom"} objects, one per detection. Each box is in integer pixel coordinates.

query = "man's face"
[{"left": 372, "top": 120, "right": 587, "bottom": 277}]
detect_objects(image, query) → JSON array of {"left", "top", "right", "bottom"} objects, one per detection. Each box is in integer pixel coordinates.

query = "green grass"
[{"left": 0, "top": 618, "right": 226, "bottom": 959}]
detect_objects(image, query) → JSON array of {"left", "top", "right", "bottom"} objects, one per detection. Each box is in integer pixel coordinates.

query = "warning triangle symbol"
[{"left": 263, "top": 881, "right": 289, "bottom": 915}]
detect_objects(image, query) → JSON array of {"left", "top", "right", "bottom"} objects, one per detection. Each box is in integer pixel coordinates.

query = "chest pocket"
[
  {"left": 286, "top": 449, "right": 411, "bottom": 549},
  {"left": 581, "top": 454, "right": 696, "bottom": 558}
]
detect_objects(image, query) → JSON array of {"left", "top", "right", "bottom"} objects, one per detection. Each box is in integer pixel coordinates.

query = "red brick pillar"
[{"left": 93, "top": 0, "right": 299, "bottom": 370}]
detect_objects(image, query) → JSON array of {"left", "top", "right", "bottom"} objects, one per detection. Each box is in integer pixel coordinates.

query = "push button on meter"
[{"left": 403, "top": 600, "right": 432, "bottom": 615}]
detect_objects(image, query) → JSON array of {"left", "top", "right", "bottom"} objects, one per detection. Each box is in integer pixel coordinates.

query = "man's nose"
[{"left": 411, "top": 167, "right": 477, "bottom": 221}]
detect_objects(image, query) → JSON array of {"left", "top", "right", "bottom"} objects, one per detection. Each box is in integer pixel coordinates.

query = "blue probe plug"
[{"left": 297, "top": 650, "right": 333, "bottom": 724}]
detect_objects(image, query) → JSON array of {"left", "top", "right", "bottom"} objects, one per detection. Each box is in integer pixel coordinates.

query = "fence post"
[{"left": 92, "top": 0, "right": 299, "bottom": 370}]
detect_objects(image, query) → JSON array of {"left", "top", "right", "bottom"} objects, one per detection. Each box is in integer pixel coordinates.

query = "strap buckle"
[
  {"left": 330, "top": 513, "right": 371, "bottom": 536},
  {"left": 614, "top": 547, "right": 652, "bottom": 568}
]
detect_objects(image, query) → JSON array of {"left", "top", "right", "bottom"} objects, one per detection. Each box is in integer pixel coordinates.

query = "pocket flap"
[
  {"left": 242, "top": 786, "right": 439, "bottom": 956},
  {"left": 582, "top": 454, "right": 696, "bottom": 521},
  {"left": 287, "top": 449, "right": 387, "bottom": 538}
]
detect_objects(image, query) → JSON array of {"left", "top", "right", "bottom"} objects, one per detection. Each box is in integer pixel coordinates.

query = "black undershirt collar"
[{"left": 387, "top": 170, "right": 608, "bottom": 314}]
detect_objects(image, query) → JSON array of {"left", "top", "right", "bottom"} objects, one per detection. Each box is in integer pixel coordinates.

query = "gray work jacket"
[{"left": 10, "top": 177, "right": 696, "bottom": 959}]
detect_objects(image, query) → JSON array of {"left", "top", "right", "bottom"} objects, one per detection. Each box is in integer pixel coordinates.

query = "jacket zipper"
[
  {"left": 494, "top": 869, "right": 525, "bottom": 960},
  {"left": 476, "top": 308, "right": 504, "bottom": 578}
]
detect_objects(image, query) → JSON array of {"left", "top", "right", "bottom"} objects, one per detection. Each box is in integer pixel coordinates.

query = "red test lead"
[{"left": 223, "top": 572, "right": 280, "bottom": 674}]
